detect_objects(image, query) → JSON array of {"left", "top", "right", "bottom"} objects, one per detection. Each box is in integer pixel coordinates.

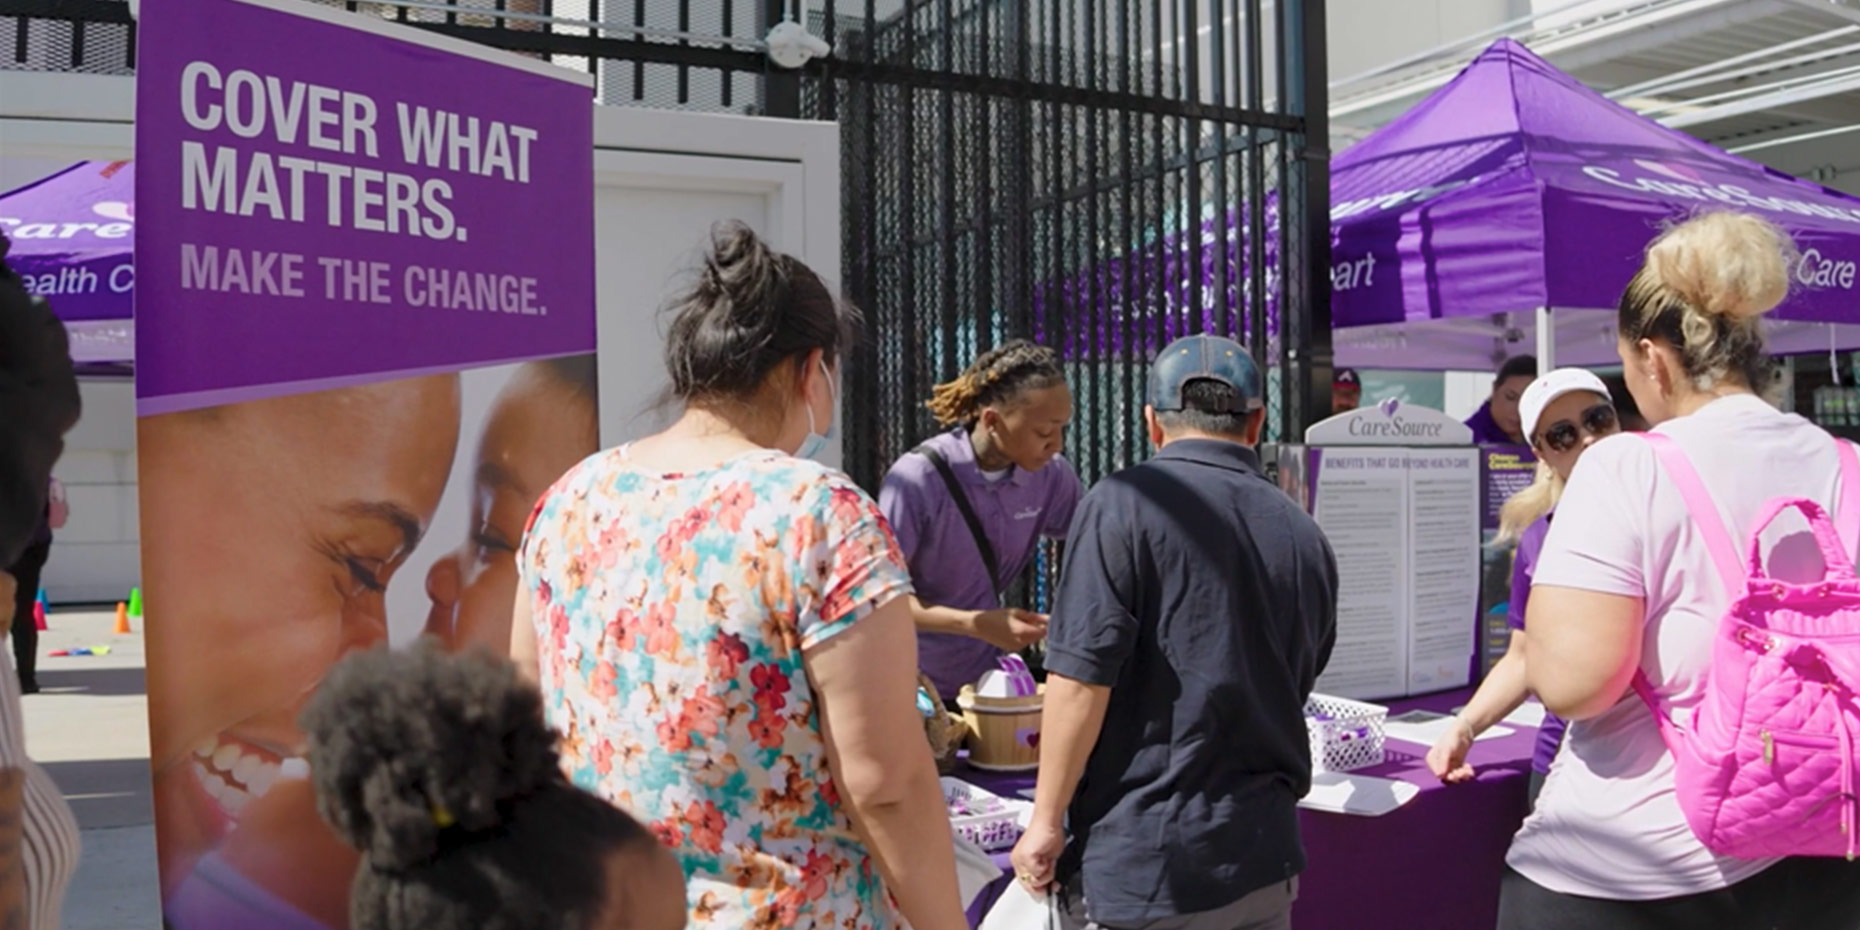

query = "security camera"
[{"left": 765, "top": 20, "right": 831, "bottom": 69}]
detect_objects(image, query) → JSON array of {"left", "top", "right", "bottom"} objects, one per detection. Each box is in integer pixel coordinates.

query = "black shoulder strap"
[{"left": 918, "top": 446, "right": 1002, "bottom": 598}]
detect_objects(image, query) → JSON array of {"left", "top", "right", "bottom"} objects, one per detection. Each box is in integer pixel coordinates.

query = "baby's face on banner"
[
  {"left": 426, "top": 363, "right": 598, "bottom": 656},
  {"left": 139, "top": 374, "right": 460, "bottom": 885}
]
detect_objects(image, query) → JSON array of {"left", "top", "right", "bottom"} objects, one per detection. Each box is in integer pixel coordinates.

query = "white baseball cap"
[{"left": 1520, "top": 368, "right": 1612, "bottom": 444}]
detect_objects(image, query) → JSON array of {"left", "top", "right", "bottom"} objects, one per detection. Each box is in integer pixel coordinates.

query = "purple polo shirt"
[
  {"left": 1507, "top": 514, "right": 1567, "bottom": 774},
  {"left": 1465, "top": 401, "right": 1519, "bottom": 445},
  {"left": 878, "top": 429, "right": 1084, "bottom": 698}
]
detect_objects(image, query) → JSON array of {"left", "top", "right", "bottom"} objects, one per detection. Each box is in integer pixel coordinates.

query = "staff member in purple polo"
[
  {"left": 879, "top": 340, "right": 1084, "bottom": 699},
  {"left": 1465, "top": 355, "right": 1537, "bottom": 445},
  {"left": 1427, "top": 368, "right": 1619, "bottom": 802}
]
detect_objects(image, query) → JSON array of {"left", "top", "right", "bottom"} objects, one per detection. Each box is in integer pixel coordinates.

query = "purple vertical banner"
[
  {"left": 134, "top": 0, "right": 594, "bottom": 413},
  {"left": 134, "top": 1, "right": 595, "bottom": 926},
  {"left": 1478, "top": 445, "right": 1538, "bottom": 677}
]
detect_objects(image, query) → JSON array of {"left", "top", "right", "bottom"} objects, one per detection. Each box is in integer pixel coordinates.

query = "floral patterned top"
[{"left": 521, "top": 446, "right": 914, "bottom": 930}]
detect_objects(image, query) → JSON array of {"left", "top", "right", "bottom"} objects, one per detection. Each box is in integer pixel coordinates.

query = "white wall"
[
  {"left": 42, "top": 379, "right": 141, "bottom": 604},
  {"left": 1443, "top": 371, "right": 1492, "bottom": 421},
  {"left": 589, "top": 106, "right": 841, "bottom": 465}
]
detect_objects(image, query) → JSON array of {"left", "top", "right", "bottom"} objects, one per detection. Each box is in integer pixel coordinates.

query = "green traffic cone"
[{"left": 127, "top": 587, "right": 143, "bottom": 619}]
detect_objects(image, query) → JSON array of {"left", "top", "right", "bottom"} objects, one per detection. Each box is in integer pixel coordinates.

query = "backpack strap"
[
  {"left": 1637, "top": 433, "right": 1746, "bottom": 600},
  {"left": 1630, "top": 433, "right": 1743, "bottom": 741},
  {"left": 1836, "top": 440, "right": 1860, "bottom": 557},
  {"left": 918, "top": 446, "right": 1004, "bottom": 601}
]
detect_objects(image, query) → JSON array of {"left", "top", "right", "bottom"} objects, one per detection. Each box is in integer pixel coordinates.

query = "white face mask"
[{"left": 795, "top": 358, "right": 838, "bottom": 461}]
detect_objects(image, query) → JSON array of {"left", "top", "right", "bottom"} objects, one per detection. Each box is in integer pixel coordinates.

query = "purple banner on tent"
[
  {"left": 1038, "top": 40, "right": 1860, "bottom": 371},
  {"left": 133, "top": 0, "right": 594, "bottom": 414},
  {"left": 1326, "top": 39, "right": 1860, "bottom": 335},
  {"left": 1, "top": 161, "right": 136, "bottom": 323}
]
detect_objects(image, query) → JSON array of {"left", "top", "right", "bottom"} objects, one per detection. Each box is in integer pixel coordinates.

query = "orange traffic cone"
[{"left": 114, "top": 602, "right": 132, "bottom": 635}]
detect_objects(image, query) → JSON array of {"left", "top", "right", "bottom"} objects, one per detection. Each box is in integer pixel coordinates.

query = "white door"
[{"left": 590, "top": 107, "right": 842, "bottom": 465}]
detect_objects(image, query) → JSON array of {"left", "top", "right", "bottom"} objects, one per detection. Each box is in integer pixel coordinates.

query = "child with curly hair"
[{"left": 302, "top": 640, "right": 687, "bottom": 930}]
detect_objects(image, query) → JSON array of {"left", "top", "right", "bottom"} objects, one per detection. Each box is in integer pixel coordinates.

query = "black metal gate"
[
  {"left": 3, "top": 0, "right": 1329, "bottom": 491},
  {"left": 812, "top": 0, "right": 1330, "bottom": 495}
]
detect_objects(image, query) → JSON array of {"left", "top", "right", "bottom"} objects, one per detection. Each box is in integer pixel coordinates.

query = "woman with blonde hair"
[
  {"left": 1428, "top": 369, "right": 1620, "bottom": 802},
  {"left": 1502, "top": 211, "right": 1860, "bottom": 928}
]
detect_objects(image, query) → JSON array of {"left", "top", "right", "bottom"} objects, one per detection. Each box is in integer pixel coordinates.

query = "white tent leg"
[{"left": 1535, "top": 306, "right": 1557, "bottom": 370}]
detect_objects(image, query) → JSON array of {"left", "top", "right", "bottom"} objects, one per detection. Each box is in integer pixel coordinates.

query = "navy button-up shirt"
[{"left": 1045, "top": 438, "right": 1338, "bottom": 924}]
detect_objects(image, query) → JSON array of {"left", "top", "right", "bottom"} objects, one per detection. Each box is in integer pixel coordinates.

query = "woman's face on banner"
[
  {"left": 139, "top": 374, "right": 461, "bottom": 888},
  {"left": 426, "top": 363, "right": 597, "bottom": 655}
]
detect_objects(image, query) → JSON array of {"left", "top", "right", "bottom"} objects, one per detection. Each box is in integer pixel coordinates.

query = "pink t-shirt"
[{"left": 1510, "top": 394, "right": 1854, "bottom": 899}]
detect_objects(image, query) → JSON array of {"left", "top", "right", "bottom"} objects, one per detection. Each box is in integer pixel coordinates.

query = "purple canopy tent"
[
  {"left": 1036, "top": 38, "right": 1860, "bottom": 370},
  {"left": 0, "top": 161, "right": 135, "bottom": 364},
  {"left": 1332, "top": 38, "right": 1860, "bottom": 369}
]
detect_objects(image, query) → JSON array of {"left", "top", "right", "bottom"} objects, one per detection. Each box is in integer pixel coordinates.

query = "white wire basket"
[
  {"left": 941, "top": 777, "right": 1027, "bottom": 851},
  {"left": 1305, "top": 693, "right": 1389, "bottom": 773}
]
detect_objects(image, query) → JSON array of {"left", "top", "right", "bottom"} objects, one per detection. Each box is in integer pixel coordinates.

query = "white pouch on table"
[
  {"left": 979, "top": 879, "right": 1060, "bottom": 930},
  {"left": 953, "top": 833, "right": 1001, "bottom": 908}
]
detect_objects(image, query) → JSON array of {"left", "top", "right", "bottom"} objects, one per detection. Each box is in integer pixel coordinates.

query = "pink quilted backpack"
[{"left": 1636, "top": 432, "right": 1860, "bottom": 860}]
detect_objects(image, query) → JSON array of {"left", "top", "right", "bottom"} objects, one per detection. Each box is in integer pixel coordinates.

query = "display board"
[
  {"left": 1278, "top": 401, "right": 1482, "bottom": 701},
  {"left": 1480, "top": 446, "right": 1538, "bottom": 675},
  {"left": 132, "top": 0, "right": 594, "bottom": 925}
]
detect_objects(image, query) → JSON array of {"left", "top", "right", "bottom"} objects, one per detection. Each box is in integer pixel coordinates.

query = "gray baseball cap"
[{"left": 1147, "top": 334, "right": 1263, "bottom": 414}]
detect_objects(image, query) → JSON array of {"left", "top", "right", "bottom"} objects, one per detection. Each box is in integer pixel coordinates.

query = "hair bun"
[
  {"left": 1645, "top": 211, "right": 1795, "bottom": 322},
  {"left": 302, "top": 640, "right": 563, "bottom": 871},
  {"left": 700, "top": 220, "right": 787, "bottom": 324}
]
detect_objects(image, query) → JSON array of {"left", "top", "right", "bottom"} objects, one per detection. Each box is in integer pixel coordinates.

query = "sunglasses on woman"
[{"left": 1536, "top": 403, "right": 1620, "bottom": 454}]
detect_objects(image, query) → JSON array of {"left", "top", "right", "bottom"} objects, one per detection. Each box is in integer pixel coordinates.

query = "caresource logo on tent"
[
  {"left": 1632, "top": 159, "right": 1706, "bottom": 185},
  {"left": 1582, "top": 161, "right": 1859, "bottom": 291},
  {"left": 1331, "top": 176, "right": 1481, "bottom": 221},
  {"left": 0, "top": 201, "right": 137, "bottom": 241},
  {"left": 1582, "top": 161, "right": 1860, "bottom": 225}
]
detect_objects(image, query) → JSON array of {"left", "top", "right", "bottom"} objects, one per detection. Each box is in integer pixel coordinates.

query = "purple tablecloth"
[{"left": 958, "top": 687, "right": 1534, "bottom": 930}]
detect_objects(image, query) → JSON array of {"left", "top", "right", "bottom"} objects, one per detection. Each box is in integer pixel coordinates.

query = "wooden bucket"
[{"left": 958, "top": 685, "right": 1043, "bottom": 772}]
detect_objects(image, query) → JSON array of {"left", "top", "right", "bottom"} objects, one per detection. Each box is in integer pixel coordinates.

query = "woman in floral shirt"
[{"left": 510, "top": 222, "right": 967, "bottom": 930}]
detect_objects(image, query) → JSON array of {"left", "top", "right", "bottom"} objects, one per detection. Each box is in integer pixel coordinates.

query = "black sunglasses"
[{"left": 1536, "top": 403, "right": 1619, "bottom": 454}]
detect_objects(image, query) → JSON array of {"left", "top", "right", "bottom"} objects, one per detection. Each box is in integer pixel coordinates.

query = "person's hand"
[
  {"left": 1010, "top": 820, "right": 1066, "bottom": 897},
  {"left": 1426, "top": 716, "right": 1477, "bottom": 784},
  {"left": 971, "top": 608, "right": 1048, "bottom": 652}
]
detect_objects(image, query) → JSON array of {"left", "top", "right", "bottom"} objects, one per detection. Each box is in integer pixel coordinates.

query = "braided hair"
[{"left": 925, "top": 340, "right": 1066, "bottom": 427}]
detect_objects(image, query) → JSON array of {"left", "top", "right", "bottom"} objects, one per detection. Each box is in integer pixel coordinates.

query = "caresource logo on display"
[
  {"left": 1304, "top": 398, "right": 1474, "bottom": 446},
  {"left": 1583, "top": 161, "right": 1860, "bottom": 290}
]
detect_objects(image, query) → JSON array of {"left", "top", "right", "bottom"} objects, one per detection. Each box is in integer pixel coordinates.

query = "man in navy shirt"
[{"left": 1012, "top": 334, "right": 1337, "bottom": 930}]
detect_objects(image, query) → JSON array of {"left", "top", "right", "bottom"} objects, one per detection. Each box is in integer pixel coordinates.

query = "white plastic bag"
[
  {"left": 979, "top": 879, "right": 1060, "bottom": 930},
  {"left": 952, "top": 834, "right": 1001, "bottom": 909}
]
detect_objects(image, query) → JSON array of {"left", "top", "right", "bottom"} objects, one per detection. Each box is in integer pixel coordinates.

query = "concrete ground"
[{"left": 21, "top": 608, "right": 160, "bottom": 928}]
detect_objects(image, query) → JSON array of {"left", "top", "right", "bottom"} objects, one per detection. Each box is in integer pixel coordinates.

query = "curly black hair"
[{"left": 302, "top": 639, "right": 656, "bottom": 930}]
